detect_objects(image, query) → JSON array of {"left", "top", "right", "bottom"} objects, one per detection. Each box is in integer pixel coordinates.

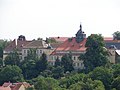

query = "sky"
[{"left": 0, "top": 0, "right": 120, "bottom": 40}]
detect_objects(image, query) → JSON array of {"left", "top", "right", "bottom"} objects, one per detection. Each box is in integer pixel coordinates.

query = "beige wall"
[{"left": 18, "top": 84, "right": 26, "bottom": 90}]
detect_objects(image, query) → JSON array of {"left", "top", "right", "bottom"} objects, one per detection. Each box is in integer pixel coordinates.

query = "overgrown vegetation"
[{"left": 0, "top": 33, "right": 120, "bottom": 90}]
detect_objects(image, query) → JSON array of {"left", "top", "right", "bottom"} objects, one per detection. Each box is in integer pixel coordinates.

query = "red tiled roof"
[
  {"left": 49, "top": 37, "right": 69, "bottom": 42},
  {"left": 11, "top": 83, "right": 22, "bottom": 90},
  {"left": 0, "top": 86, "right": 11, "bottom": 90},
  {"left": 51, "top": 37, "right": 87, "bottom": 55},
  {"left": 104, "top": 37, "right": 113, "bottom": 42},
  {"left": 2, "top": 82, "right": 12, "bottom": 87}
]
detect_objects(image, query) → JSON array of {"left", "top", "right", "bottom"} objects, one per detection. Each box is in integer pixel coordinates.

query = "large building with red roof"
[
  {"left": 48, "top": 24, "right": 120, "bottom": 69},
  {"left": 48, "top": 24, "right": 87, "bottom": 69}
]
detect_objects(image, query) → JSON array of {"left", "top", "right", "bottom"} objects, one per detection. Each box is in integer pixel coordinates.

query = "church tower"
[{"left": 76, "top": 24, "right": 86, "bottom": 43}]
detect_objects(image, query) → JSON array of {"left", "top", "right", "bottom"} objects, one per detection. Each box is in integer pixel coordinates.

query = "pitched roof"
[
  {"left": 104, "top": 37, "right": 113, "bottom": 41},
  {"left": 11, "top": 83, "right": 22, "bottom": 90},
  {"left": 4, "top": 39, "right": 16, "bottom": 52},
  {"left": 23, "top": 40, "right": 46, "bottom": 49},
  {"left": 2, "top": 82, "right": 12, "bottom": 87},
  {"left": 49, "top": 37, "right": 69, "bottom": 42},
  {"left": 51, "top": 37, "right": 87, "bottom": 55},
  {"left": 4, "top": 39, "right": 31, "bottom": 52},
  {"left": 0, "top": 86, "right": 11, "bottom": 90},
  {"left": 105, "top": 40, "right": 120, "bottom": 49}
]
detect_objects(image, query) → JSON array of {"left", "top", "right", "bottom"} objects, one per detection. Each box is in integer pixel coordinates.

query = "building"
[
  {"left": 0, "top": 82, "right": 31, "bottom": 90},
  {"left": 3, "top": 35, "right": 54, "bottom": 61},
  {"left": 49, "top": 24, "right": 86, "bottom": 69},
  {"left": 105, "top": 38, "right": 120, "bottom": 63},
  {"left": 22, "top": 39, "right": 54, "bottom": 60},
  {"left": 49, "top": 24, "right": 120, "bottom": 69},
  {"left": 3, "top": 35, "right": 31, "bottom": 60}
]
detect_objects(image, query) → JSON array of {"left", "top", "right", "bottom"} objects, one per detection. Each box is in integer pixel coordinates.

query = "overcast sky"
[{"left": 0, "top": 0, "right": 120, "bottom": 40}]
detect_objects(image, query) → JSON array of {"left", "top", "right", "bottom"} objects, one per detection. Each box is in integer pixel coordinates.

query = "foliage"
[
  {"left": 61, "top": 53, "right": 74, "bottom": 72},
  {"left": 59, "top": 73, "right": 86, "bottom": 88},
  {"left": 52, "top": 66, "right": 64, "bottom": 79},
  {"left": 4, "top": 50, "right": 20, "bottom": 66},
  {"left": 36, "top": 53, "right": 48, "bottom": 72},
  {"left": 112, "top": 76, "right": 120, "bottom": 90},
  {"left": 0, "top": 39, "right": 10, "bottom": 58},
  {"left": 21, "top": 50, "right": 48, "bottom": 79},
  {"left": 55, "top": 57, "right": 61, "bottom": 67},
  {"left": 0, "top": 65, "right": 24, "bottom": 85},
  {"left": 34, "top": 77, "right": 61, "bottom": 90},
  {"left": 69, "top": 79, "right": 105, "bottom": 90},
  {"left": 0, "top": 58, "right": 3, "bottom": 67},
  {"left": 112, "top": 64, "right": 120, "bottom": 78},
  {"left": 80, "top": 34, "right": 109, "bottom": 72},
  {"left": 46, "top": 38, "right": 57, "bottom": 43},
  {"left": 113, "top": 31, "right": 120, "bottom": 40},
  {"left": 25, "top": 49, "right": 38, "bottom": 61},
  {"left": 20, "top": 49, "right": 39, "bottom": 79},
  {"left": 21, "top": 59, "right": 38, "bottom": 80},
  {"left": 89, "top": 67, "right": 112, "bottom": 90}
]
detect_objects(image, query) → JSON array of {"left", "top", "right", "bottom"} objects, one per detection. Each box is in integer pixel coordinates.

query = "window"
[
  {"left": 40, "top": 50, "right": 42, "bottom": 53},
  {"left": 24, "top": 50, "right": 26, "bottom": 54},
  {"left": 74, "top": 56, "right": 76, "bottom": 60}
]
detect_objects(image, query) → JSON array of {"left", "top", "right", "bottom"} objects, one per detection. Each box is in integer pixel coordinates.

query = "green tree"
[
  {"left": 36, "top": 53, "right": 48, "bottom": 72},
  {"left": 112, "top": 64, "right": 120, "bottom": 78},
  {"left": 34, "top": 77, "right": 61, "bottom": 90},
  {"left": 25, "top": 48, "right": 38, "bottom": 61},
  {"left": 55, "top": 57, "right": 61, "bottom": 67},
  {"left": 89, "top": 67, "right": 112, "bottom": 90},
  {"left": 21, "top": 59, "right": 38, "bottom": 79},
  {"left": 52, "top": 66, "right": 64, "bottom": 79},
  {"left": 80, "top": 34, "right": 109, "bottom": 72},
  {"left": 4, "top": 50, "right": 20, "bottom": 66},
  {"left": 113, "top": 31, "right": 120, "bottom": 40},
  {"left": 61, "top": 53, "right": 74, "bottom": 72},
  {"left": 0, "top": 39, "right": 10, "bottom": 58},
  {"left": 0, "top": 65, "right": 24, "bottom": 85},
  {"left": 0, "top": 58, "right": 3, "bottom": 67},
  {"left": 59, "top": 73, "right": 86, "bottom": 88},
  {"left": 20, "top": 49, "right": 39, "bottom": 79},
  {"left": 112, "top": 76, "right": 120, "bottom": 90},
  {"left": 69, "top": 79, "right": 105, "bottom": 90}
]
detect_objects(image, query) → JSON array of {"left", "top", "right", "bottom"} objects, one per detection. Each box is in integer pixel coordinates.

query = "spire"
[
  {"left": 75, "top": 23, "right": 86, "bottom": 43},
  {"left": 80, "top": 23, "right": 82, "bottom": 31}
]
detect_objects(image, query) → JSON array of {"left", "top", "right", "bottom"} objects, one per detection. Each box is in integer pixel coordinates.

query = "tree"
[
  {"left": 69, "top": 79, "right": 105, "bottom": 90},
  {"left": 61, "top": 53, "right": 74, "bottom": 72},
  {"left": 52, "top": 66, "right": 64, "bottom": 79},
  {"left": 25, "top": 48, "right": 38, "bottom": 61},
  {"left": 20, "top": 49, "right": 39, "bottom": 79},
  {"left": 55, "top": 57, "right": 61, "bottom": 67},
  {"left": 80, "top": 34, "right": 109, "bottom": 72},
  {"left": 36, "top": 53, "right": 48, "bottom": 72},
  {"left": 113, "top": 31, "right": 120, "bottom": 40},
  {"left": 59, "top": 73, "right": 86, "bottom": 88},
  {"left": 0, "top": 65, "right": 24, "bottom": 85},
  {"left": 0, "top": 39, "right": 10, "bottom": 58},
  {"left": 89, "top": 67, "right": 112, "bottom": 90},
  {"left": 112, "top": 76, "right": 120, "bottom": 90},
  {"left": 0, "top": 58, "right": 3, "bottom": 67},
  {"left": 112, "top": 64, "right": 120, "bottom": 78},
  {"left": 4, "top": 50, "right": 20, "bottom": 66},
  {"left": 21, "top": 59, "right": 38, "bottom": 79},
  {"left": 34, "top": 77, "right": 61, "bottom": 90}
]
